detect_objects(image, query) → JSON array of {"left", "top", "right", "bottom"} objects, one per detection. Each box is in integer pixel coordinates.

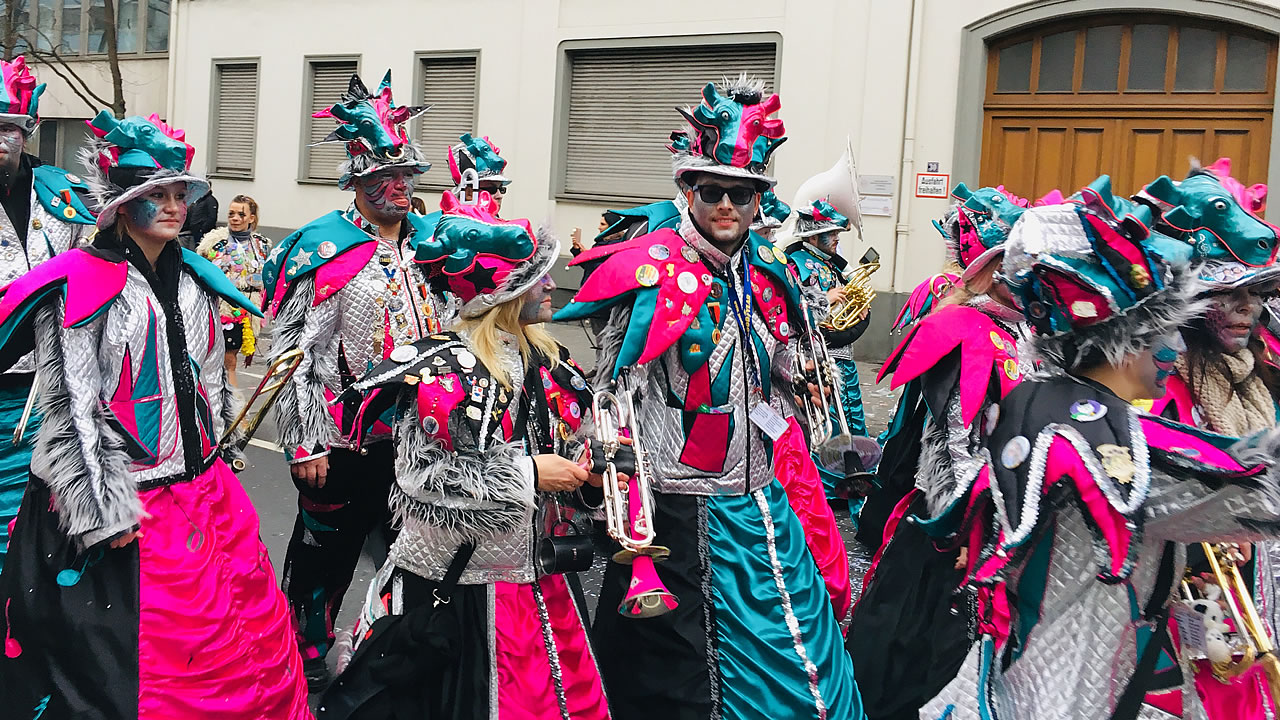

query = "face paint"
[
  {"left": 122, "top": 183, "right": 188, "bottom": 245},
  {"left": 1152, "top": 332, "right": 1185, "bottom": 384},
  {"left": 358, "top": 169, "right": 413, "bottom": 224},
  {"left": 1204, "top": 288, "right": 1263, "bottom": 352},
  {"left": 815, "top": 231, "right": 840, "bottom": 255},
  {"left": 519, "top": 274, "right": 556, "bottom": 325},
  {"left": 127, "top": 197, "right": 162, "bottom": 230}
]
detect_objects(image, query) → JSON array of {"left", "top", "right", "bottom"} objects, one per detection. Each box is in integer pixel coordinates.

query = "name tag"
[{"left": 749, "top": 402, "right": 789, "bottom": 441}]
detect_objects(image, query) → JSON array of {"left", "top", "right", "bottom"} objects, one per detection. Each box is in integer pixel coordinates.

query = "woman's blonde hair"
[{"left": 454, "top": 295, "right": 560, "bottom": 389}]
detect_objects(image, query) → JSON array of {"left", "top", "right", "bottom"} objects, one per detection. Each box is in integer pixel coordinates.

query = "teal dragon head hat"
[
  {"left": 80, "top": 111, "right": 209, "bottom": 229},
  {"left": 0, "top": 56, "right": 43, "bottom": 134},
  {"left": 671, "top": 74, "right": 786, "bottom": 190},
  {"left": 794, "top": 197, "right": 850, "bottom": 238},
  {"left": 448, "top": 133, "right": 509, "bottom": 186},
  {"left": 312, "top": 70, "right": 431, "bottom": 190}
]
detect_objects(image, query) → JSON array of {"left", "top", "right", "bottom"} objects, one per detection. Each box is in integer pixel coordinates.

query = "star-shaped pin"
[
  {"left": 467, "top": 263, "right": 499, "bottom": 292},
  {"left": 289, "top": 248, "right": 313, "bottom": 275},
  {"left": 267, "top": 244, "right": 286, "bottom": 265}
]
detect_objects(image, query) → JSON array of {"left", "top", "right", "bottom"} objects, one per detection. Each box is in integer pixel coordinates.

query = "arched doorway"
[{"left": 979, "top": 14, "right": 1277, "bottom": 198}]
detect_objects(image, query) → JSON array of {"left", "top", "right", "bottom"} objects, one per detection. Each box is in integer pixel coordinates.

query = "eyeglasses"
[
  {"left": 480, "top": 184, "right": 508, "bottom": 196},
  {"left": 694, "top": 185, "right": 757, "bottom": 206}
]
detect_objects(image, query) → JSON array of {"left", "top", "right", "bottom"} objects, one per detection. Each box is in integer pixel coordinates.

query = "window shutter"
[
  {"left": 416, "top": 55, "right": 478, "bottom": 190},
  {"left": 306, "top": 60, "right": 359, "bottom": 182},
  {"left": 211, "top": 63, "right": 258, "bottom": 178},
  {"left": 562, "top": 43, "right": 777, "bottom": 202}
]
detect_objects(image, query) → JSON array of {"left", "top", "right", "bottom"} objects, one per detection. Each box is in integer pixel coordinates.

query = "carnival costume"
[
  {"left": 0, "top": 111, "right": 308, "bottom": 719},
  {"left": 919, "top": 178, "right": 1280, "bottom": 720},
  {"left": 847, "top": 183, "right": 1031, "bottom": 720},
  {"left": 318, "top": 194, "right": 610, "bottom": 720},
  {"left": 556, "top": 76, "right": 859, "bottom": 720},
  {"left": 1131, "top": 158, "right": 1280, "bottom": 720},
  {"left": 785, "top": 198, "right": 869, "bottom": 495},
  {"left": 198, "top": 225, "right": 270, "bottom": 359},
  {"left": 419, "top": 132, "right": 512, "bottom": 238},
  {"left": 0, "top": 56, "right": 96, "bottom": 571},
  {"left": 262, "top": 70, "right": 446, "bottom": 673}
]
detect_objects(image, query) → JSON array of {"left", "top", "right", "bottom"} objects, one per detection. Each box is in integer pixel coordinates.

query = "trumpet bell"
[
  {"left": 612, "top": 545, "right": 672, "bottom": 565},
  {"left": 620, "top": 554, "right": 679, "bottom": 618}
]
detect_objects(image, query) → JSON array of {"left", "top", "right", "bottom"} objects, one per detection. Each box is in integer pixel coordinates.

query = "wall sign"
[{"left": 915, "top": 173, "right": 950, "bottom": 199}]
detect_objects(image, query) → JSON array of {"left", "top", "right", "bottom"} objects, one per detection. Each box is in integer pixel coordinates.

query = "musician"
[
  {"left": 784, "top": 197, "right": 869, "bottom": 499},
  {"left": 846, "top": 184, "right": 1034, "bottom": 720},
  {"left": 261, "top": 70, "right": 445, "bottom": 691},
  {"left": 921, "top": 181, "right": 1280, "bottom": 720},
  {"left": 0, "top": 56, "right": 96, "bottom": 571},
  {"left": 556, "top": 75, "right": 861, "bottom": 720},
  {"left": 0, "top": 111, "right": 308, "bottom": 718},
  {"left": 1134, "top": 159, "right": 1280, "bottom": 718},
  {"left": 317, "top": 194, "right": 610, "bottom": 720}
]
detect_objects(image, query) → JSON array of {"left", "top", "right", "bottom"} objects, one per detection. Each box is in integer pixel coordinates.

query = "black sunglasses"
[
  {"left": 694, "top": 185, "right": 757, "bottom": 206},
  {"left": 480, "top": 184, "right": 508, "bottom": 195}
]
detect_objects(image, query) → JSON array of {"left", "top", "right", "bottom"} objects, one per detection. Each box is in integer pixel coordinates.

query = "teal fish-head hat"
[
  {"left": 0, "top": 56, "right": 44, "bottom": 134},
  {"left": 79, "top": 110, "right": 209, "bottom": 229},
  {"left": 794, "top": 196, "right": 850, "bottom": 238},
  {"left": 671, "top": 74, "right": 786, "bottom": 190},
  {"left": 448, "top": 133, "right": 509, "bottom": 186},
  {"left": 312, "top": 70, "right": 431, "bottom": 190},
  {"left": 1002, "top": 175, "right": 1204, "bottom": 371},
  {"left": 752, "top": 190, "right": 792, "bottom": 233}
]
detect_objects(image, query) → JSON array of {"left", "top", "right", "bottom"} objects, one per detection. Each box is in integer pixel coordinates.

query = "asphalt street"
[{"left": 236, "top": 320, "right": 901, "bottom": 683}]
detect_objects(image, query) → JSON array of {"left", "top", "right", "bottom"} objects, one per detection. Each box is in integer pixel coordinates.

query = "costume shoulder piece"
[
  {"left": 890, "top": 272, "right": 958, "bottom": 332},
  {"left": 783, "top": 244, "right": 840, "bottom": 290},
  {"left": 556, "top": 228, "right": 801, "bottom": 378},
  {"left": 541, "top": 344, "right": 592, "bottom": 437},
  {"left": 966, "top": 376, "right": 1271, "bottom": 587},
  {"left": 595, "top": 201, "right": 681, "bottom": 243},
  {"left": 178, "top": 248, "right": 263, "bottom": 318},
  {"left": 30, "top": 164, "right": 96, "bottom": 225},
  {"left": 261, "top": 210, "right": 381, "bottom": 315},
  {"left": 877, "top": 303, "right": 1022, "bottom": 427},
  {"left": 341, "top": 332, "right": 513, "bottom": 451},
  {"left": 0, "top": 247, "right": 127, "bottom": 370}
]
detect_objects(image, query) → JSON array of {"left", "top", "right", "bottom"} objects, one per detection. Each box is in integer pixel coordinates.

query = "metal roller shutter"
[
  {"left": 211, "top": 62, "right": 258, "bottom": 178},
  {"left": 306, "top": 60, "right": 359, "bottom": 182},
  {"left": 562, "top": 43, "right": 777, "bottom": 202},
  {"left": 416, "top": 55, "right": 479, "bottom": 190}
]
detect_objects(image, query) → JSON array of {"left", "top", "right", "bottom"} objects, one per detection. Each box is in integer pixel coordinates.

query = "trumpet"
[
  {"left": 1195, "top": 542, "right": 1280, "bottom": 697},
  {"left": 590, "top": 371, "right": 678, "bottom": 619},
  {"left": 216, "top": 348, "right": 304, "bottom": 471},
  {"left": 791, "top": 270, "right": 853, "bottom": 452},
  {"left": 824, "top": 249, "right": 880, "bottom": 332}
]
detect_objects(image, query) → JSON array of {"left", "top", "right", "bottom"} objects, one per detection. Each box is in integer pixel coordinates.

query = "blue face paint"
[
  {"left": 1152, "top": 333, "right": 1185, "bottom": 383},
  {"left": 126, "top": 197, "right": 162, "bottom": 231}
]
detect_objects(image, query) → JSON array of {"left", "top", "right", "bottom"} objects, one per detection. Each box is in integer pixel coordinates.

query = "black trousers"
[{"left": 282, "top": 443, "right": 395, "bottom": 660}]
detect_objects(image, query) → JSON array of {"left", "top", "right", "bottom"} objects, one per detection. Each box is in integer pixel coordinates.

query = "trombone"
[
  {"left": 791, "top": 268, "right": 853, "bottom": 451},
  {"left": 1190, "top": 542, "right": 1280, "bottom": 697},
  {"left": 216, "top": 348, "right": 304, "bottom": 471}
]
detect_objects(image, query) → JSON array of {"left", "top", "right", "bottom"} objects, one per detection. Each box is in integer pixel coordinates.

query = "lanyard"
[{"left": 722, "top": 246, "right": 764, "bottom": 398}]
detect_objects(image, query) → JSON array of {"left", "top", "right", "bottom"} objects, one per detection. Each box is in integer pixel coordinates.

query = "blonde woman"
[
  {"left": 319, "top": 194, "right": 610, "bottom": 719},
  {"left": 198, "top": 194, "right": 270, "bottom": 384}
]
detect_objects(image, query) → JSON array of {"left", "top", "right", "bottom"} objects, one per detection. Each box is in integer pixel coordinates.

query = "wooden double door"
[{"left": 980, "top": 15, "right": 1277, "bottom": 199}]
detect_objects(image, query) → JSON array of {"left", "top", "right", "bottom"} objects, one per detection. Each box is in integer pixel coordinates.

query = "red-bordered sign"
[{"left": 915, "top": 173, "right": 950, "bottom": 199}]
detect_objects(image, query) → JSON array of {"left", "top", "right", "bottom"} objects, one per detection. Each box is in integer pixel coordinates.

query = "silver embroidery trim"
[
  {"left": 699, "top": 498, "right": 722, "bottom": 720},
  {"left": 753, "top": 489, "right": 828, "bottom": 719},
  {"left": 488, "top": 584, "right": 499, "bottom": 720},
  {"left": 987, "top": 409, "right": 1151, "bottom": 547},
  {"left": 533, "top": 580, "right": 571, "bottom": 720}
]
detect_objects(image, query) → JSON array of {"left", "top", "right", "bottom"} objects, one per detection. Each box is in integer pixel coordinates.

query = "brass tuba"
[
  {"left": 591, "top": 370, "right": 678, "bottom": 618},
  {"left": 790, "top": 138, "right": 863, "bottom": 240}
]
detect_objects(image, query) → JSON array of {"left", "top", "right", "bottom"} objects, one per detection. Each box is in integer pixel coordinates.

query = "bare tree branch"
[
  {"left": 25, "top": 48, "right": 115, "bottom": 113},
  {"left": 101, "top": 0, "right": 125, "bottom": 118},
  {"left": 6, "top": 6, "right": 127, "bottom": 117}
]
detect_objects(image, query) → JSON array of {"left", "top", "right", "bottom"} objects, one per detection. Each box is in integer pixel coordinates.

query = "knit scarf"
[{"left": 1176, "top": 348, "right": 1277, "bottom": 436}]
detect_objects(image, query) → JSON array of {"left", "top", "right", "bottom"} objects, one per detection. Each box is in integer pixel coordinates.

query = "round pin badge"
[
  {"left": 317, "top": 241, "right": 338, "bottom": 259},
  {"left": 65, "top": 173, "right": 82, "bottom": 184},
  {"left": 63, "top": 207, "right": 76, "bottom": 219},
  {"left": 390, "top": 345, "right": 416, "bottom": 363},
  {"left": 677, "top": 271, "right": 699, "bottom": 294},
  {"left": 569, "top": 402, "right": 581, "bottom": 419},
  {"left": 649, "top": 244, "right": 671, "bottom": 261},
  {"left": 681, "top": 246, "right": 699, "bottom": 263},
  {"left": 1001, "top": 436, "right": 1031, "bottom": 469},
  {"left": 422, "top": 416, "right": 441, "bottom": 434},
  {"left": 1003, "top": 358, "right": 1019, "bottom": 380},
  {"left": 571, "top": 376, "right": 587, "bottom": 391},
  {"left": 710, "top": 283, "right": 723, "bottom": 298},
  {"left": 989, "top": 331, "right": 1003, "bottom": 350},
  {"left": 1069, "top": 399, "right": 1108, "bottom": 423},
  {"left": 457, "top": 350, "right": 478, "bottom": 369},
  {"left": 762, "top": 287, "right": 774, "bottom": 303},
  {"left": 30, "top": 219, "right": 41, "bottom": 230},
  {"left": 985, "top": 403, "right": 1000, "bottom": 432},
  {"left": 757, "top": 246, "right": 774, "bottom": 264},
  {"left": 636, "top": 264, "right": 660, "bottom": 287},
  {"left": 773, "top": 247, "right": 788, "bottom": 264},
  {"left": 778, "top": 321, "right": 791, "bottom": 337}
]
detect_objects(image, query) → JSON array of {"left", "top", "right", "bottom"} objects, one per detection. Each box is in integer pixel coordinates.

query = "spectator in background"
[{"left": 198, "top": 194, "right": 270, "bottom": 386}]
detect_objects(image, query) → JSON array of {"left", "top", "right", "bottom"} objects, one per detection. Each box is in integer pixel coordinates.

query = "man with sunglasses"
[{"left": 556, "top": 76, "right": 862, "bottom": 720}]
